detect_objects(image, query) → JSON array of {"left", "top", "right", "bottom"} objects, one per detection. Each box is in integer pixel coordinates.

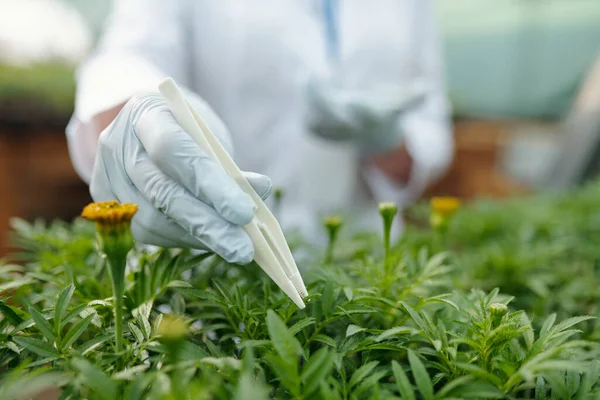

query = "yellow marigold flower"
[
  {"left": 430, "top": 197, "right": 461, "bottom": 218},
  {"left": 81, "top": 201, "right": 138, "bottom": 227},
  {"left": 81, "top": 200, "right": 138, "bottom": 353}
]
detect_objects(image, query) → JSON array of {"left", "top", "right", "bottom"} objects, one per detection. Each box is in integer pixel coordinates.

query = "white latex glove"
[
  {"left": 305, "top": 77, "right": 426, "bottom": 155},
  {"left": 91, "top": 91, "right": 273, "bottom": 264}
]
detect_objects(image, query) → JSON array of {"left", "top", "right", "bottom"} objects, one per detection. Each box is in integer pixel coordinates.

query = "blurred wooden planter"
[
  {"left": 0, "top": 128, "right": 91, "bottom": 257},
  {"left": 0, "top": 118, "right": 532, "bottom": 257},
  {"left": 425, "top": 119, "right": 531, "bottom": 200}
]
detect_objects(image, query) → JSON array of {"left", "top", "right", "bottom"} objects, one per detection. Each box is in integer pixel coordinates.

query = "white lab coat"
[{"left": 67, "top": 0, "right": 453, "bottom": 240}]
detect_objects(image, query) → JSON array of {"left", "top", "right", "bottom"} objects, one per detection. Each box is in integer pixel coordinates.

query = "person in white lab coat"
[{"left": 67, "top": 0, "right": 454, "bottom": 264}]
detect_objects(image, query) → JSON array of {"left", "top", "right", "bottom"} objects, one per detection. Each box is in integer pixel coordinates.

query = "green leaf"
[
  {"left": 61, "top": 315, "right": 94, "bottom": 350},
  {"left": 408, "top": 349, "right": 434, "bottom": 400},
  {"left": 13, "top": 336, "right": 60, "bottom": 358},
  {"left": 124, "top": 373, "right": 153, "bottom": 400},
  {"left": 354, "top": 369, "right": 389, "bottom": 398},
  {"left": 266, "top": 310, "right": 302, "bottom": 363},
  {"left": 301, "top": 347, "right": 335, "bottom": 397},
  {"left": 423, "top": 295, "right": 459, "bottom": 310},
  {"left": 349, "top": 361, "right": 379, "bottom": 389},
  {"left": 6, "top": 341, "right": 20, "bottom": 354},
  {"left": 374, "top": 326, "right": 415, "bottom": 342},
  {"left": 0, "top": 299, "right": 23, "bottom": 326},
  {"left": 0, "top": 278, "right": 34, "bottom": 292},
  {"left": 313, "top": 334, "right": 336, "bottom": 348},
  {"left": 235, "top": 369, "right": 271, "bottom": 400},
  {"left": 392, "top": 361, "right": 415, "bottom": 400},
  {"left": 28, "top": 307, "right": 56, "bottom": 342},
  {"left": 445, "top": 380, "right": 505, "bottom": 398},
  {"left": 113, "top": 364, "right": 150, "bottom": 381},
  {"left": 72, "top": 358, "right": 118, "bottom": 400},
  {"left": 176, "top": 287, "right": 222, "bottom": 303},
  {"left": 535, "top": 377, "right": 547, "bottom": 400},
  {"left": 128, "top": 322, "right": 145, "bottom": 344},
  {"left": 343, "top": 287, "right": 353, "bottom": 301},
  {"left": 540, "top": 314, "right": 557, "bottom": 338},
  {"left": 289, "top": 317, "right": 316, "bottom": 336},
  {"left": 346, "top": 324, "right": 366, "bottom": 338},
  {"left": 61, "top": 304, "right": 89, "bottom": 326},
  {"left": 54, "top": 284, "right": 75, "bottom": 335},
  {"left": 267, "top": 353, "right": 301, "bottom": 396},
  {"left": 576, "top": 360, "right": 600, "bottom": 400},
  {"left": 79, "top": 334, "right": 113, "bottom": 355}
]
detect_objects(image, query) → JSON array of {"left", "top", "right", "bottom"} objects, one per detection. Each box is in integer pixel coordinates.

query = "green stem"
[
  {"left": 383, "top": 219, "right": 392, "bottom": 272},
  {"left": 107, "top": 259, "right": 125, "bottom": 353},
  {"left": 325, "top": 243, "right": 334, "bottom": 264}
]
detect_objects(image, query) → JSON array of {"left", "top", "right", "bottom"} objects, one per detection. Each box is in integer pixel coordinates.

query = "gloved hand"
[
  {"left": 305, "top": 77, "right": 426, "bottom": 154},
  {"left": 90, "top": 91, "right": 272, "bottom": 264}
]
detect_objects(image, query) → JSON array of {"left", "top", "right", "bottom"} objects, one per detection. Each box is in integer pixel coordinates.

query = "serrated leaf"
[
  {"left": 61, "top": 315, "right": 94, "bottom": 350},
  {"left": 374, "top": 326, "right": 415, "bottom": 342},
  {"left": 177, "top": 287, "right": 222, "bottom": 303},
  {"left": 6, "top": 341, "right": 20, "bottom": 354},
  {"left": 408, "top": 349, "right": 433, "bottom": 400},
  {"left": 289, "top": 317, "right": 316, "bottom": 336},
  {"left": 354, "top": 369, "right": 388, "bottom": 398},
  {"left": 535, "top": 377, "right": 546, "bottom": 400},
  {"left": 137, "top": 314, "right": 151, "bottom": 340},
  {"left": 54, "top": 284, "right": 75, "bottom": 335},
  {"left": 28, "top": 307, "right": 56, "bottom": 342},
  {"left": 576, "top": 360, "right": 600, "bottom": 400},
  {"left": 346, "top": 324, "right": 366, "bottom": 338},
  {"left": 79, "top": 334, "right": 113, "bottom": 355},
  {"left": 128, "top": 322, "right": 145, "bottom": 344},
  {"left": 266, "top": 310, "right": 302, "bottom": 363},
  {"left": 61, "top": 304, "right": 89, "bottom": 326},
  {"left": 313, "top": 334, "right": 336, "bottom": 348},
  {"left": 13, "top": 336, "right": 60, "bottom": 358},
  {"left": 392, "top": 361, "right": 415, "bottom": 400},
  {"left": 301, "top": 347, "right": 334, "bottom": 397},
  {"left": 349, "top": 361, "right": 379, "bottom": 389},
  {"left": 551, "top": 316, "right": 596, "bottom": 337},
  {"left": 72, "top": 358, "right": 117, "bottom": 400},
  {"left": 166, "top": 280, "right": 193, "bottom": 288},
  {"left": 540, "top": 314, "right": 557, "bottom": 338},
  {"left": 423, "top": 295, "right": 459, "bottom": 310}
]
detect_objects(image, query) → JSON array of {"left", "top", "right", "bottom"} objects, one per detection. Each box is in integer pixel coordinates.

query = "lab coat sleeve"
[
  {"left": 66, "top": 0, "right": 190, "bottom": 183},
  {"left": 365, "top": 0, "right": 454, "bottom": 207}
]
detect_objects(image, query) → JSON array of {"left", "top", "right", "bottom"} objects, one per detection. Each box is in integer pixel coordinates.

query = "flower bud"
[
  {"left": 429, "top": 197, "right": 461, "bottom": 233},
  {"left": 488, "top": 303, "right": 508, "bottom": 317},
  {"left": 378, "top": 202, "right": 398, "bottom": 221},
  {"left": 323, "top": 216, "right": 342, "bottom": 263},
  {"left": 157, "top": 314, "right": 188, "bottom": 364}
]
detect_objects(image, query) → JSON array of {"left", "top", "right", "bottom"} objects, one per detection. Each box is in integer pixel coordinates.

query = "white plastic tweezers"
[{"left": 158, "top": 77, "right": 308, "bottom": 309}]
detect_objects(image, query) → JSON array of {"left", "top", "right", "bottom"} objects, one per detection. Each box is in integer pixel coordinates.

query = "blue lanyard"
[{"left": 323, "top": 0, "right": 339, "bottom": 62}]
